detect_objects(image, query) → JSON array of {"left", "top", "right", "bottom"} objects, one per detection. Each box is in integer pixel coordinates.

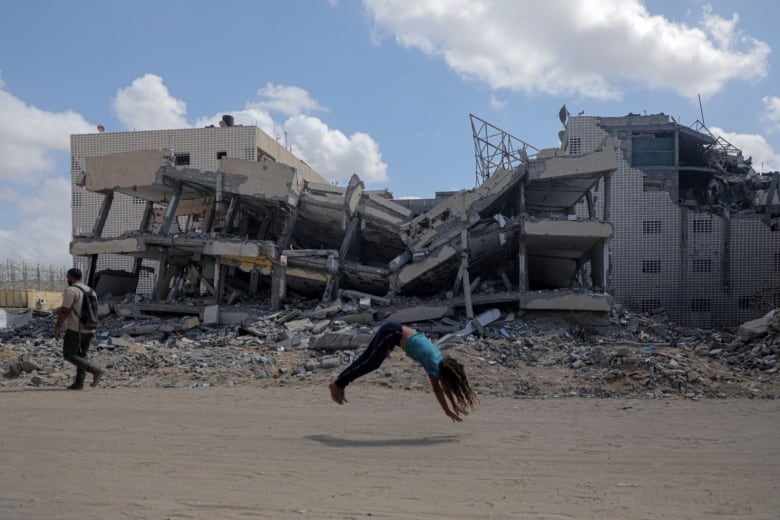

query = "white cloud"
[
  {"left": 194, "top": 108, "right": 277, "bottom": 136},
  {"left": 285, "top": 115, "right": 388, "bottom": 184},
  {"left": 710, "top": 126, "right": 780, "bottom": 173},
  {"left": 700, "top": 4, "right": 738, "bottom": 50},
  {"left": 0, "top": 75, "right": 93, "bottom": 183},
  {"left": 18, "top": 177, "right": 70, "bottom": 218},
  {"left": 112, "top": 74, "right": 189, "bottom": 130},
  {"left": 363, "top": 0, "right": 770, "bottom": 100},
  {"left": 0, "top": 187, "right": 19, "bottom": 202},
  {"left": 762, "top": 95, "right": 780, "bottom": 133},
  {"left": 251, "top": 83, "right": 327, "bottom": 117},
  {"left": 0, "top": 75, "right": 83, "bottom": 264},
  {"left": 0, "top": 74, "right": 390, "bottom": 265},
  {"left": 194, "top": 85, "right": 389, "bottom": 185},
  {"left": 0, "top": 177, "right": 72, "bottom": 266},
  {"left": 489, "top": 94, "right": 506, "bottom": 111}
]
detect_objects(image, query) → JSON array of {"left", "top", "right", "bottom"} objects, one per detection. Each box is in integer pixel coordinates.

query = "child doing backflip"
[{"left": 328, "top": 321, "right": 477, "bottom": 422}]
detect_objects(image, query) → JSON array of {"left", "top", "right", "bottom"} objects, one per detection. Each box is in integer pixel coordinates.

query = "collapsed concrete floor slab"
[{"left": 71, "top": 139, "right": 619, "bottom": 315}]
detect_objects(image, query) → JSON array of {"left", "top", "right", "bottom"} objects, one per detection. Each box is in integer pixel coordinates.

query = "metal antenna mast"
[{"left": 470, "top": 114, "right": 539, "bottom": 186}]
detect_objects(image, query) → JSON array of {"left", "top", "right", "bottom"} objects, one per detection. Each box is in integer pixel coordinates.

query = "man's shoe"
[
  {"left": 90, "top": 368, "right": 104, "bottom": 388},
  {"left": 67, "top": 382, "right": 84, "bottom": 390}
]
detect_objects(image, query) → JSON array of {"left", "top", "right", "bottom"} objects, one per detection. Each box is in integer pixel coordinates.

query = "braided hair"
[{"left": 438, "top": 356, "right": 477, "bottom": 410}]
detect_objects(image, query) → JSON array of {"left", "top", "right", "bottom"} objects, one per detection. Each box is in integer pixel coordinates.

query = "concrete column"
[
  {"left": 462, "top": 260, "right": 474, "bottom": 320},
  {"left": 249, "top": 269, "right": 260, "bottom": 295},
  {"left": 154, "top": 257, "right": 172, "bottom": 300},
  {"left": 221, "top": 196, "right": 239, "bottom": 235},
  {"left": 339, "top": 217, "right": 360, "bottom": 260},
  {"left": 603, "top": 175, "right": 611, "bottom": 221},
  {"left": 270, "top": 263, "right": 286, "bottom": 310},
  {"left": 160, "top": 183, "right": 183, "bottom": 235},
  {"left": 237, "top": 212, "right": 250, "bottom": 237},
  {"left": 214, "top": 259, "right": 226, "bottom": 304},
  {"left": 602, "top": 239, "right": 610, "bottom": 293},
  {"left": 452, "top": 256, "right": 467, "bottom": 296},
  {"left": 585, "top": 190, "right": 595, "bottom": 219},
  {"left": 517, "top": 241, "right": 528, "bottom": 291},
  {"left": 133, "top": 201, "right": 155, "bottom": 277},
  {"left": 91, "top": 192, "right": 114, "bottom": 238},
  {"left": 204, "top": 199, "right": 217, "bottom": 233},
  {"left": 256, "top": 213, "right": 272, "bottom": 240},
  {"left": 87, "top": 192, "right": 114, "bottom": 287},
  {"left": 590, "top": 239, "right": 608, "bottom": 291},
  {"left": 516, "top": 181, "right": 526, "bottom": 216},
  {"left": 277, "top": 208, "right": 298, "bottom": 250}
]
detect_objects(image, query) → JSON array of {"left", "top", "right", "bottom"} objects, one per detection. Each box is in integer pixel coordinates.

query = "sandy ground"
[{"left": 0, "top": 387, "right": 778, "bottom": 520}]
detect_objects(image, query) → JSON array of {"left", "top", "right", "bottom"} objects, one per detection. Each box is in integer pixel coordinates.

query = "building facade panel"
[{"left": 569, "top": 115, "right": 778, "bottom": 326}]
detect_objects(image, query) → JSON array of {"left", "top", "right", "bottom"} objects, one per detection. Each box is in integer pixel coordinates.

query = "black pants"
[
  {"left": 334, "top": 321, "right": 402, "bottom": 388},
  {"left": 63, "top": 330, "right": 97, "bottom": 385}
]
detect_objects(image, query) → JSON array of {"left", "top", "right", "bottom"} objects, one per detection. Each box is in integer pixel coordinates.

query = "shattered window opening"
[
  {"left": 642, "top": 220, "right": 662, "bottom": 234},
  {"left": 217, "top": 151, "right": 227, "bottom": 160},
  {"left": 642, "top": 260, "right": 661, "bottom": 273},
  {"left": 568, "top": 137, "right": 581, "bottom": 155},
  {"left": 738, "top": 297, "right": 752, "bottom": 310},
  {"left": 631, "top": 133, "right": 674, "bottom": 167},
  {"left": 692, "top": 219, "right": 713, "bottom": 233},
  {"left": 174, "top": 153, "right": 190, "bottom": 166},
  {"left": 691, "top": 258, "right": 712, "bottom": 273},
  {"left": 679, "top": 172, "right": 715, "bottom": 205}
]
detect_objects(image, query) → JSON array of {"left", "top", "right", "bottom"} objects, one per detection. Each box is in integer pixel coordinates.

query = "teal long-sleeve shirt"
[{"left": 403, "top": 332, "right": 443, "bottom": 377}]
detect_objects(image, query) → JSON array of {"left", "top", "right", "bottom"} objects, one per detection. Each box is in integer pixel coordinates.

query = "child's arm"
[{"left": 429, "top": 375, "right": 462, "bottom": 422}]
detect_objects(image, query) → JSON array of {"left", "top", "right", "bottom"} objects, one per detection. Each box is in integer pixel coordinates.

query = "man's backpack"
[{"left": 74, "top": 285, "right": 99, "bottom": 330}]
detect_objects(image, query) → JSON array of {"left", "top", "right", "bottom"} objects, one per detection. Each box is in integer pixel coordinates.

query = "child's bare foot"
[{"left": 329, "top": 382, "right": 347, "bottom": 404}]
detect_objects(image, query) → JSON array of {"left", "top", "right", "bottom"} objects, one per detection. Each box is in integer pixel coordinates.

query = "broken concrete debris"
[
  {"left": 1, "top": 295, "right": 777, "bottom": 399},
  {"left": 387, "top": 305, "right": 450, "bottom": 324}
]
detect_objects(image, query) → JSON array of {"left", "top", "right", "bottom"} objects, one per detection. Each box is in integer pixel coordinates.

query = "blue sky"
[{"left": 1, "top": 0, "right": 779, "bottom": 266}]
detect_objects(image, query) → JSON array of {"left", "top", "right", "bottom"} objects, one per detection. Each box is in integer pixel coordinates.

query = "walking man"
[{"left": 54, "top": 268, "right": 104, "bottom": 390}]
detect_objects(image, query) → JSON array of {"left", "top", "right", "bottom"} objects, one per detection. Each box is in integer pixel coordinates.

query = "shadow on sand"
[{"left": 305, "top": 434, "right": 460, "bottom": 448}]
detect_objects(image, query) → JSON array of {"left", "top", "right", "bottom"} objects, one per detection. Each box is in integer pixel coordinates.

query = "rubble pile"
[
  {"left": 719, "top": 309, "right": 779, "bottom": 372},
  {"left": 2, "top": 299, "right": 777, "bottom": 399}
]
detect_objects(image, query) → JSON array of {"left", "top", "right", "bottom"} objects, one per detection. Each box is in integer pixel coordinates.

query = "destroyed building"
[
  {"left": 71, "top": 121, "right": 324, "bottom": 295},
  {"left": 69, "top": 112, "right": 778, "bottom": 328},
  {"left": 70, "top": 119, "right": 618, "bottom": 319},
  {"left": 563, "top": 113, "right": 779, "bottom": 327}
]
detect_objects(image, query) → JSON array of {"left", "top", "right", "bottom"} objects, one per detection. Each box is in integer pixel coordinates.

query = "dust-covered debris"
[{"left": 1, "top": 298, "right": 777, "bottom": 399}]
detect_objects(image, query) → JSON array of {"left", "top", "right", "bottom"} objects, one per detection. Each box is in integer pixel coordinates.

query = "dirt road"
[{"left": 1, "top": 387, "right": 777, "bottom": 519}]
